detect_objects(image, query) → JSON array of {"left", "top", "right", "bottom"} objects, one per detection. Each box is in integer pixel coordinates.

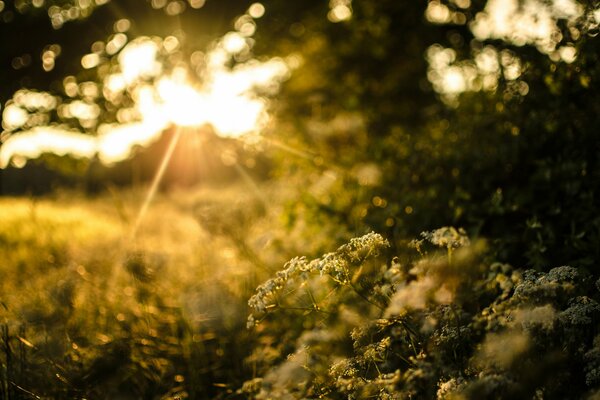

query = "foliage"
[
  {"left": 254, "top": 0, "right": 600, "bottom": 269},
  {"left": 244, "top": 230, "right": 600, "bottom": 399},
  {"left": 1, "top": 0, "right": 600, "bottom": 399}
]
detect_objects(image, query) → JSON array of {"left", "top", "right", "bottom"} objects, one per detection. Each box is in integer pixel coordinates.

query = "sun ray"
[
  {"left": 261, "top": 136, "right": 347, "bottom": 174},
  {"left": 261, "top": 136, "right": 318, "bottom": 161},
  {"left": 130, "top": 126, "right": 182, "bottom": 240},
  {"left": 232, "top": 161, "right": 269, "bottom": 208}
]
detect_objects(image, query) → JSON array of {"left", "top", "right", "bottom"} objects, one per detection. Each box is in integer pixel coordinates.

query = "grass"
[
  {"left": 1, "top": 183, "right": 598, "bottom": 399},
  {"left": 0, "top": 187, "right": 274, "bottom": 399}
]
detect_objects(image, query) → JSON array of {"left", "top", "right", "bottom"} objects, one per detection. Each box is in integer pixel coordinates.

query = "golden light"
[
  {"left": 559, "top": 45, "right": 577, "bottom": 63},
  {"left": 0, "top": 127, "right": 96, "bottom": 168},
  {"left": 0, "top": 0, "right": 286, "bottom": 169},
  {"left": 97, "top": 121, "right": 165, "bottom": 164},
  {"left": 106, "top": 33, "right": 128, "bottom": 55},
  {"left": 442, "top": 67, "right": 467, "bottom": 94},
  {"left": 425, "top": 1, "right": 451, "bottom": 24},
  {"left": 328, "top": 0, "right": 352, "bottom": 23},
  {"left": 248, "top": 3, "right": 265, "bottom": 19},
  {"left": 222, "top": 32, "right": 247, "bottom": 53},
  {"left": 470, "top": 0, "right": 584, "bottom": 54},
  {"left": 0, "top": 28, "right": 291, "bottom": 169},
  {"left": 154, "top": 78, "right": 204, "bottom": 127},
  {"left": 119, "top": 39, "right": 161, "bottom": 84},
  {"left": 140, "top": 59, "right": 284, "bottom": 136},
  {"left": 189, "top": 0, "right": 206, "bottom": 10},
  {"left": 81, "top": 53, "right": 101, "bottom": 69},
  {"left": 2, "top": 104, "right": 29, "bottom": 131}
]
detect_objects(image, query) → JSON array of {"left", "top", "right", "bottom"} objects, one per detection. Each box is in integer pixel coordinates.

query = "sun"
[
  {"left": 0, "top": 28, "right": 291, "bottom": 168},
  {"left": 96, "top": 33, "right": 289, "bottom": 163}
]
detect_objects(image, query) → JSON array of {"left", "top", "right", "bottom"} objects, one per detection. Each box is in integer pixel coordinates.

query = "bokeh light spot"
[
  {"left": 188, "top": 0, "right": 205, "bottom": 9},
  {"left": 114, "top": 18, "right": 131, "bottom": 33},
  {"left": 248, "top": 3, "right": 265, "bottom": 19},
  {"left": 81, "top": 53, "right": 100, "bottom": 69}
]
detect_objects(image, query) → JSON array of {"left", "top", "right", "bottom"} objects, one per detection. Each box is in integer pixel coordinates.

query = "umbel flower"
[{"left": 247, "top": 232, "right": 389, "bottom": 327}]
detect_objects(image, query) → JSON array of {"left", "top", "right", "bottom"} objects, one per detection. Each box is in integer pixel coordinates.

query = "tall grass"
[
  {"left": 4, "top": 185, "right": 597, "bottom": 399},
  {"left": 0, "top": 187, "right": 282, "bottom": 399}
]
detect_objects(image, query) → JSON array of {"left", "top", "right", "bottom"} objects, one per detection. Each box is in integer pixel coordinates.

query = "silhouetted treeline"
[{"left": 0, "top": 128, "right": 270, "bottom": 195}]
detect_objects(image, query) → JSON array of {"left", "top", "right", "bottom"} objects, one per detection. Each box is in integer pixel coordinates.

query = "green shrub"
[{"left": 244, "top": 230, "right": 600, "bottom": 399}]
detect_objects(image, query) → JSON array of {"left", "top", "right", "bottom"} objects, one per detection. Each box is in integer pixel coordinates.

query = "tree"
[
  {"left": 0, "top": 0, "right": 267, "bottom": 192},
  {"left": 250, "top": 0, "right": 600, "bottom": 269}
]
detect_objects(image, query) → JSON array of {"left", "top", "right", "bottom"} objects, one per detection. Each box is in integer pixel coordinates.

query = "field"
[
  {"left": 0, "top": 187, "right": 280, "bottom": 399},
  {"left": 2, "top": 186, "right": 600, "bottom": 399}
]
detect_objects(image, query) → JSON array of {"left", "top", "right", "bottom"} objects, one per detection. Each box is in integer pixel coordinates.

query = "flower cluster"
[
  {"left": 513, "top": 265, "right": 586, "bottom": 303},
  {"left": 243, "top": 229, "right": 600, "bottom": 399},
  {"left": 247, "top": 232, "right": 389, "bottom": 327},
  {"left": 421, "top": 227, "right": 470, "bottom": 250}
]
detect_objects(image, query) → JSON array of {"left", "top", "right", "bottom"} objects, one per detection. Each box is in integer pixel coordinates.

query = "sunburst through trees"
[{"left": 1, "top": 0, "right": 600, "bottom": 398}]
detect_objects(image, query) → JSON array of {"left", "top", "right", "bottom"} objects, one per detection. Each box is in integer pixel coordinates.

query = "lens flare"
[{"left": 0, "top": 34, "right": 290, "bottom": 169}]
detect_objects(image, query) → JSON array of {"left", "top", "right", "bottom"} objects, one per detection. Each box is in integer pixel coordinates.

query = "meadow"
[
  {"left": 2, "top": 184, "right": 600, "bottom": 399},
  {"left": 0, "top": 186, "right": 278, "bottom": 399}
]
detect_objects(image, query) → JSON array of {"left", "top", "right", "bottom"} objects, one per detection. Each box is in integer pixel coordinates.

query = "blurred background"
[{"left": 0, "top": 0, "right": 599, "bottom": 398}]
